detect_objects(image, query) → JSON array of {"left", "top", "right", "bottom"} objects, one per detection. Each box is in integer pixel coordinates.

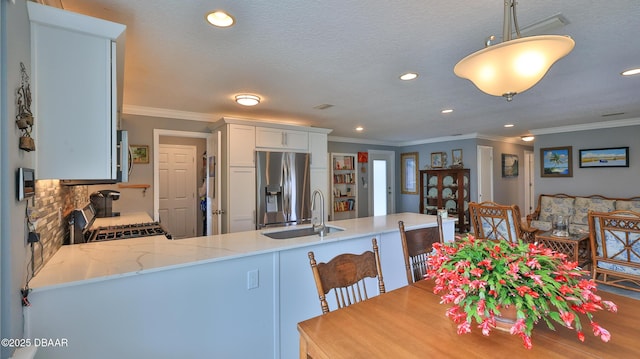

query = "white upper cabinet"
[
  {"left": 28, "top": 2, "right": 125, "bottom": 180},
  {"left": 229, "top": 124, "right": 256, "bottom": 167},
  {"left": 308, "top": 132, "right": 328, "bottom": 169},
  {"left": 255, "top": 127, "right": 308, "bottom": 151}
]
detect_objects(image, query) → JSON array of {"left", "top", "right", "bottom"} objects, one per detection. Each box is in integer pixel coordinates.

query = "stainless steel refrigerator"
[{"left": 256, "top": 151, "right": 311, "bottom": 229}]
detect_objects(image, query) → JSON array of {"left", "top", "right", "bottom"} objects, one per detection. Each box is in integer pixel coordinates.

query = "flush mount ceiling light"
[
  {"left": 454, "top": 0, "right": 575, "bottom": 101},
  {"left": 355, "top": 126, "right": 364, "bottom": 132},
  {"left": 399, "top": 72, "right": 419, "bottom": 81},
  {"left": 521, "top": 135, "right": 535, "bottom": 142},
  {"left": 441, "top": 109, "right": 453, "bottom": 114},
  {"left": 206, "top": 10, "right": 235, "bottom": 28},
  {"left": 235, "top": 94, "right": 260, "bottom": 106},
  {"left": 504, "top": 123, "right": 515, "bottom": 128},
  {"left": 621, "top": 68, "right": 640, "bottom": 76}
]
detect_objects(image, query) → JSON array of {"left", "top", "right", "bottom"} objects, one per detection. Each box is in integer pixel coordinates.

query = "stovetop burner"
[{"left": 86, "top": 222, "right": 172, "bottom": 242}]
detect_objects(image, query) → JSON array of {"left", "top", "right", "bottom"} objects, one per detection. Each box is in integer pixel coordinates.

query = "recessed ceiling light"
[
  {"left": 504, "top": 124, "right": 515, "bottom": 128},
  {"left": 235, "top": 94, "right": 260, "bottom": 106},
  {"left": 521, "top": 135, "right": 535, "bottom": 142},
  {"left": 399, "top": 72, "right": 419, "bottom": 81},
  {"left": 206, "top": 10, "right": 235, "bottom": 27},
  {"left": 441, "top": 109, "right": 453, "bottom": 114},
  {"left": 355, "top": 126, "right": 364, "bottom": 132},
  {"left": 621, "top": 68, "right": 640, "bottom": 76}
]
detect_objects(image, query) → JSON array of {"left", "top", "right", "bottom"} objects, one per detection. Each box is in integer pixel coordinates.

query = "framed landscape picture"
[
  {"left": 401, "top": 152, "right": 418, "bottom": 194},
  {"left": 130, "top": 145, "right": 150, "bottom": 164},
  {"left": 579, "top": 147, "right": 629, "bottom": 168},
  {"left": 501, "top": 154, "right": 519, "bottom": 178},
  {"left": 541, "top": 146, "right": 572, "bottom": 177}
]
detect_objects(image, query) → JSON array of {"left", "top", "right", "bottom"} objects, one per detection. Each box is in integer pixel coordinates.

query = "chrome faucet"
[{"left": 311, "top": 189, "right": 326, "bottom": 236}]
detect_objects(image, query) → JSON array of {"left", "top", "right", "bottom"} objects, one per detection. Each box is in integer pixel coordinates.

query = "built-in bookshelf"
[{"left": 330, "top": 153, "right": 358, "bottom": 220}]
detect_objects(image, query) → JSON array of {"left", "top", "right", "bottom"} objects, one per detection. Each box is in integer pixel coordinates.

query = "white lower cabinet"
[
  {"left": 310, "top": 167, "right": 329, "bottom": 224},
  {"left": 228, "top": 167, "right": 256, "bottom": 232}
]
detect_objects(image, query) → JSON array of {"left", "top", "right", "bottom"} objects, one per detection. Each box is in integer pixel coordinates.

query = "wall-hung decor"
[
  {"left": 451, "top": 149, "right": 463, "bottom": 167},
  {"left": 430, "top": 152, "right": 444, "bottom": 168},
  {"left": 579, "top": 147, "right": 629, "bottom": 168},
  {"left": 401, "top": 152, "right": 418, "bottom": 194},
  {"left": 130, "top": 145, "right": 150, "bottom": 164},
  {"left": 541, "top": 146, "right": 573, "bottom": 177},
  {"left": 357, "top": 152, "right": 368, "bottom": 163},
  {"left": 15, "top": 62, "right": 35, "bottom": 151},
  {"left": 501, "top": 153, "right": 519, "bottom": 178}
]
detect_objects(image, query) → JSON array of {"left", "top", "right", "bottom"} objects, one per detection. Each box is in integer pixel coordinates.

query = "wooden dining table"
[{"left": 297, "top": 279, "right": 640, "bottom": 358}]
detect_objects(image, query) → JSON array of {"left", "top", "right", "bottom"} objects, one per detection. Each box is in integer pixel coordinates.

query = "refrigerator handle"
[{"left": 282, "top": 159, "right": 291, "bottom": 221}]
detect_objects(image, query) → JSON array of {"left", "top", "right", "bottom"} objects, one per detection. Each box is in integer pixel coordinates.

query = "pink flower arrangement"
[{"left": 426, "top": 234, "right": 618, "bottom": 349}]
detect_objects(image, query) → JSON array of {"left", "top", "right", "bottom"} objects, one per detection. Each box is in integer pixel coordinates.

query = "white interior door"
[
  {"left": 476, "top": 145, "right": 494, "bottom": 203},
  {"left": 206, "top": 131, "right": 222, "bottom": 235},
  {"left": 159, "top": 144, "right": 197, "bottom": 239},
  {"left": 368, "top": 150, "right": 395, "bottom": 216}
]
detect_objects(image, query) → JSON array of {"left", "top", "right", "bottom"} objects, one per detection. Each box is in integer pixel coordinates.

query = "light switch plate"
[{"left": 247, "top": 269, "right": 259, "bottom": 290}]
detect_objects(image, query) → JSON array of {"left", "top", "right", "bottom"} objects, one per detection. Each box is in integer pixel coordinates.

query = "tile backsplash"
[{"left": 31, "top": 180, "right": 88, "bottom": 274}]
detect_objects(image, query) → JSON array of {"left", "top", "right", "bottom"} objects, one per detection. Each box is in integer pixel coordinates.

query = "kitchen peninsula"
[{"left": 27, "top": 213, "right": 454, "bottom": 359}]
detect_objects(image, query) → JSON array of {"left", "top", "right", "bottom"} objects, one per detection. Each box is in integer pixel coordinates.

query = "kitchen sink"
[{"left": 263, "top": 225, "right": 344, "bottom": 239}]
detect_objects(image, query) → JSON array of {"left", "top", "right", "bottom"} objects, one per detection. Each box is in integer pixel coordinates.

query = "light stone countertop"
[
  {"left": 91, "top": 212, "right": 155, "bottom": 227},
  {"left": 30, "top": 212, "right": 451, "bottom": 291}
]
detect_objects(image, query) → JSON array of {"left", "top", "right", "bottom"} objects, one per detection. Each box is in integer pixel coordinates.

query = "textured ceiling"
[{"left": 59, "top": 0, "right": 640, "bottom": 144}]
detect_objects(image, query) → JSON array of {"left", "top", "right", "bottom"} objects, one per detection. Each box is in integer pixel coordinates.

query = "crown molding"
[
  {"left": 530, "top": 117, "right": 640, "bottom": 135},
  {"left": 123, "top": 105, "right": 217, "bottom": 122},
  {"left": 123, "top": 105, "right": 640, "bottom": 145},
  {"left": 328, "top": 136, "right": 397, "bottom": 146},
  {"left": 400, "top": 133, "right": 479, "bottom": 147}
]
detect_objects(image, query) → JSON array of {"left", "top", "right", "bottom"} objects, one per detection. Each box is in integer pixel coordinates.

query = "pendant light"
[{"left": 454, "top": 0, "right": 575, "bottom": 101}]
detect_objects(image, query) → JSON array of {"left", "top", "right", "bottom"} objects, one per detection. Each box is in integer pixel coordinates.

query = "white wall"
[
  {"left": 533, "top": 124, "right": 640, "bottom": 199},
  {"left": 1, "top": 2, "right": 35, "bottom": 358}
]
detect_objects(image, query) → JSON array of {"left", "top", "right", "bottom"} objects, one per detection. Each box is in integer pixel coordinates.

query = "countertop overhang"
[{"left": 30, "top": 213, "right": 451, "bottom": 291}]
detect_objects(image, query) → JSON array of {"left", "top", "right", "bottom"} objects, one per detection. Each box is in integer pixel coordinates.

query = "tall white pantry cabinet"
[{"left": 213, "top": 118, "right": 331, "bottom": 233}]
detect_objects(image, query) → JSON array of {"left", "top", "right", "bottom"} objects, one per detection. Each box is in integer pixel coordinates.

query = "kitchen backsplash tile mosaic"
[{"left": 30, "top": 180, "right": 88, "bottom": 275}]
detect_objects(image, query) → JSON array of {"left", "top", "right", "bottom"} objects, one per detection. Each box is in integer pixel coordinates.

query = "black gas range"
[
  {"left": 86, "top": 222, "right": 172, "bottom": 242},
  {"left": 69, "top": 205, "right": 172, "bottom": 244}
]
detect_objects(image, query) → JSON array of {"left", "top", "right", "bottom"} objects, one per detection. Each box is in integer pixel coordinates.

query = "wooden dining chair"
[
  {"left": 398, "top": 216, "right": 443, "bottom": 284},
  {"left": 469, "top": 201, "right": 537, "bottom": 243},
  {"left": 308, "top": 238, "right": 385, "bottom": 314},
  {"left": 588, "top": 210, "right": 640, "bottom": 292}
]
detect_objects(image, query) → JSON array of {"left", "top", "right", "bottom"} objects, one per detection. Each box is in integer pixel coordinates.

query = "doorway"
[
  {"left": 153, "top": 129, "right": 217, "bottom": 236},
  {"left": 368, "top": 150, "right": 395, "bottom": 216},
  {"left": 476, "top": 145, "right": 494, "bottom": 203},
  {"left": 158, "top": 144, "right": 197, "bottom": 238}
]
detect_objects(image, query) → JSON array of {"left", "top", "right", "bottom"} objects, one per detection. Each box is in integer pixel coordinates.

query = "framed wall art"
[
  {"left": 579, "top": 147, "right": 629, "bottom": 168},
  {"left": 540, "top": 146, "right": 572, "bottom": 177},
  {"left": 130, "top": 145, "right": 150, "bottom": 164},
  {"left": 401, "top": 152, "right": 418, "bottom": 194},
  {"left": 451, "top": 149, "right": 463, "bottom": 166},
  {"left": 501, "top": 154, "right": 519, "bottom": 178},
  {"left": 430, "top": 152, "right": 443, "bottom": 168}
]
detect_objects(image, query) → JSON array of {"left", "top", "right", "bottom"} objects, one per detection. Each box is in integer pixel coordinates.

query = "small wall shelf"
[{"left": 118, "top": 183, "right": 151, "bottom": 195}]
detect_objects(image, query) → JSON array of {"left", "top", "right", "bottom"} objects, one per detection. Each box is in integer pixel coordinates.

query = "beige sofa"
[{"left": 527, "top": 194, "right": 640, "bottom": 233}]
